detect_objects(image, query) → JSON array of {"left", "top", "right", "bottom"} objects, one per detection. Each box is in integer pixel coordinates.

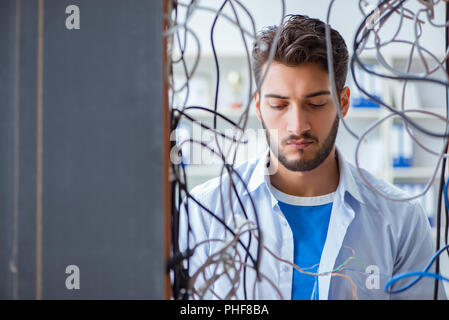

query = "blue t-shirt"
[{"left": 270, "top": 184, "right": 334, "bottom": 300}]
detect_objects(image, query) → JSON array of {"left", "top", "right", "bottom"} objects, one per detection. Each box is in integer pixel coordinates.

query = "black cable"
[
  {"left": 166, "top": 0, "right": 281, "bottom": 300},
  {"left": 168, "top": 0, "right": 449, "bottom": 300},
  {"left": 351, "top": 0, "right": 449, "bottom": 139},
  {"left": 209, "top": 0, "right": 254, "bottom": 300},
  {"left": 172, "top": 107, "right": 248, "bottom": 143},
  {"left": 174, "top": 138, "right": 258, "bottom": 264},
  {"left": 444, "top": 0, "right": 449, "bottom": 260},
  {"left": 434, "top": 141, "right": 447, "bottom": 299},
  {"left": 434, "top": 0, "right": 449, "bottom": 300}
]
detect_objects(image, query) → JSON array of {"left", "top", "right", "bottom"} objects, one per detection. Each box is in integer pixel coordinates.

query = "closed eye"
[
  {"left": 309, "top": 102, "right": 326, "bottom": 108},
  {"left": 269, "top": 104, "right": 287, "bottom": 109}
]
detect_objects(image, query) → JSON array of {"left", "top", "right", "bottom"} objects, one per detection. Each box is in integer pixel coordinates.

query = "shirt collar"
[
  {"left": 244, "top": 147, "right": 365, "bottom": 205},
  {"left": 335, "top": 148, "right": 365, "bottom": 205}
]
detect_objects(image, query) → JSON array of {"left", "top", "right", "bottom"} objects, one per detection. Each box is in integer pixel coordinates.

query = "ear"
[
  {"left": 254, "top": 91, "right": 262, "bottom": 121},
  {"left": 339, "top": 86, "right": 350, "bottom": 117}
]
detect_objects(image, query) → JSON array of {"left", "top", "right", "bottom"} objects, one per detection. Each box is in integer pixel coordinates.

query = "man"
[{"left": 178, "top": 15, "right": 447, "bottom": 300}]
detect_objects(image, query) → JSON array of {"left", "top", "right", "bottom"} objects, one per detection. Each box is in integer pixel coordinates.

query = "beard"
[{"left": 261, "top": 115, "right": 339, "bottom": 172}]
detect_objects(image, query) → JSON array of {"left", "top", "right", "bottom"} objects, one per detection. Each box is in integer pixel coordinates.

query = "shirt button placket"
[{"left": 277, "top": 216, "right": 291, "bottom": 297}]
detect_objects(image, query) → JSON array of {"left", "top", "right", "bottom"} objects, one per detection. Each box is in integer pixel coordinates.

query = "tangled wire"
[{"left": 164, "top": 0, "right": 449, "bottom": 300}]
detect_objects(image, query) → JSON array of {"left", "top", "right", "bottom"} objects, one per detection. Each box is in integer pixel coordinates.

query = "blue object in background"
[
  {"left": 350, "top": 64, "right": 382, "bottom": 108},
  {"left": 392, "top": 122, "right": 413, "bottom": 167}
]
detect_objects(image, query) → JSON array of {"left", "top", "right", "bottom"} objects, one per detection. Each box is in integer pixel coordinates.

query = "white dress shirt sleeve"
[
  {"left": 178, "top": 190, "right": 215, "bottom": 299},
  {"left": 391, "top": 200, "right": 448, "bottom": 300}
]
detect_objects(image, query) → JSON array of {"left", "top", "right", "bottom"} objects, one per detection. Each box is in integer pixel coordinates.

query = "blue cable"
[
  {"left": 384, "top": 178, "right": 449, "bottom": 295},
  {"left": 386, "top": 272, "right": 449, "bottom": 288},
  {"left": 384, "top": 244, "right": 449, "bottom": 294}
]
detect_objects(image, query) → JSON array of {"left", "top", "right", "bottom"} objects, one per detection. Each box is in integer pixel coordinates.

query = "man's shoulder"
[
  {"left": 189, "top": 157, "right": 260, "bottom": 201},
  {"left": 345, "top": 161, "right": 424, "bottom": 217},
  {"left": 349, "top": 164, "right": 406, "bottom": 199}
]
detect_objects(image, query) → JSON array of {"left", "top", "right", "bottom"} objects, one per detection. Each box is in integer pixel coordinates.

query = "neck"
[{"left": 269, "top": 147, "right": 340, "bottom": 197}]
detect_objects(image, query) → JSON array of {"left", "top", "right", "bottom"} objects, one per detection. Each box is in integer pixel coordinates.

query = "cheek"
[
  {"left": 260, "top": 114, "right": 284, "bottom": 144},
  {"left": 261, "top": 107, "right": 281, "bottom": 127},
  {"left": 314, "top": 113, "right": 336, "bottom": 136},
  {"left": 265, "top": 116, "right": 282, "bottom": 128},
  {"left": 263, "top": 115, "right": 286, "bottom": 138}
]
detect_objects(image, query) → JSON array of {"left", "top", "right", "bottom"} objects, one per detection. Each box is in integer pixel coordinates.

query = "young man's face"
[{"left": 255, "top": 62, "right": 350, "bottom": 172}]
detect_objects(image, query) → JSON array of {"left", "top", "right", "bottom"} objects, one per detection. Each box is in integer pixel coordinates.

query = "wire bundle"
[
  {"left": 164, "top": 0, "right": 449, "bottom": 300},
  {"left": 345, "top": 0, "right": 449, "bottom": 299}
]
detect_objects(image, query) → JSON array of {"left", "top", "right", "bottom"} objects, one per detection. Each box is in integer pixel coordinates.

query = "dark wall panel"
[{"left": 0, "top": 0, "right": 165, "bottom": 299}]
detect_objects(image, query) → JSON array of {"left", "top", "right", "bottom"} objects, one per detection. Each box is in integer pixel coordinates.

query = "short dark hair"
[{"left": 252, "top": 14, "right": 349, "bottom": 93}]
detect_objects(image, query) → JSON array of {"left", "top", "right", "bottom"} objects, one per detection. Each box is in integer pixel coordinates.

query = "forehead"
[{"left": 260, "top": 62, "right": 330, "bottom": 97}]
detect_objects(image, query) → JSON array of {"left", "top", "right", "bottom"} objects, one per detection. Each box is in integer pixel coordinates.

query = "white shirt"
[{"left": 179, "top": 148, "right": 447, "bottom": 300}]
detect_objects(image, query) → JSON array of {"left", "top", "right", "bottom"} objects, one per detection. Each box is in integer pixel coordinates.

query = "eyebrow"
[{"left": 264, "top": 90, "right": 331, "bottom": 99}]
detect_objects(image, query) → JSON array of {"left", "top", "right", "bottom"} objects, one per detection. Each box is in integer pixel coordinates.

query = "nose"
[{"left": 286, "top": 106, "right": 311, "bottom": 136}]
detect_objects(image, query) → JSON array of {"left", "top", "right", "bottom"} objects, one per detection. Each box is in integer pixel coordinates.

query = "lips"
[{"left": 286, "top": 140, "right": 313, "bottom": 150}]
